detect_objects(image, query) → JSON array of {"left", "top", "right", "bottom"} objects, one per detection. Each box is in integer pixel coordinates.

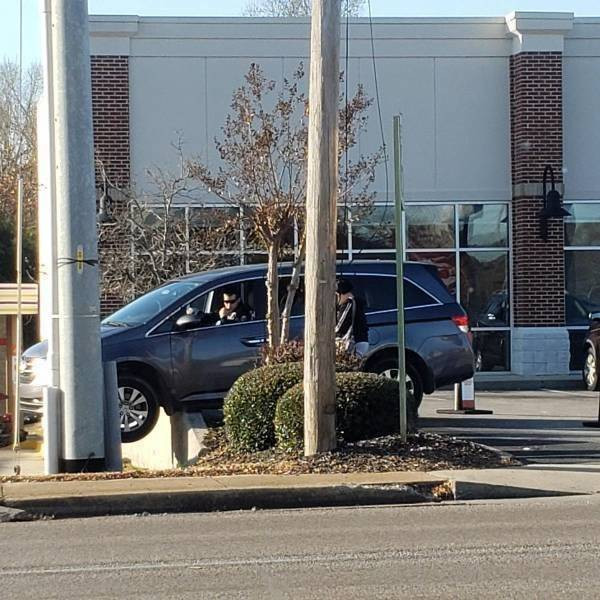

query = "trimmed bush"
[
  {"left": 224, "top": 362, "right": 304, "bottom": 451},
  {"left": 261, "top": 339, "right": 363, "bottom": 372},
  {"left": 274, "top": 372, "right": 418, "bottom": 452}
]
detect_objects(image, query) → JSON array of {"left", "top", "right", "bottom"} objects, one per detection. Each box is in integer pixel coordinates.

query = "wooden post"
[{"left": 303, "top": 0, "right": 340, "bottom": 456}]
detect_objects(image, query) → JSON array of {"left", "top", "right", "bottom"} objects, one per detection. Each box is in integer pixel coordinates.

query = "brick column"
[
  {"left": 91, "top": 55, "right": 130, "bottom": 187},
  {"left": 510, "top": 51, "right": 565, "bottom": 327},
  {"left": 90, "top": 56, "right": 131, "bottom": 315},
  {"left": 506, "top": 12, "right": 573, "bottom": 375}
]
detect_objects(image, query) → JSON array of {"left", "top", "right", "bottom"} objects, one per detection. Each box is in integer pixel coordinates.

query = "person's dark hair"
[
  {"left": 336, "top": 278, "right": 353, "bottom": 295},
  {"left": 223, "top": 288, "right": 240, "bottom": 299}
]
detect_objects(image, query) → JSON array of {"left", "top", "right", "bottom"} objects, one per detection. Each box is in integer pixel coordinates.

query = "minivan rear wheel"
[
  {"left": 118, "top": 374, "right": 160, "bottom": 443},
  {"left": 368, "top": 357, "right": 424, "bottom": 408}
]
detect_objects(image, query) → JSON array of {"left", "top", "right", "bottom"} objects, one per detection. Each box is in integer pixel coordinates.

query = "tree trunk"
[
  {"left": 266, "top": 239, "right": 281, "bottom": 350},
  {"left": 280, "top": 235, "right": 306, "bottom": 345}
]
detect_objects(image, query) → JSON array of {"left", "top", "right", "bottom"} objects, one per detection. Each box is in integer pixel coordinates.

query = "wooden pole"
[{"left": 303, "top": 0, "right": 340, "bottom": 456}]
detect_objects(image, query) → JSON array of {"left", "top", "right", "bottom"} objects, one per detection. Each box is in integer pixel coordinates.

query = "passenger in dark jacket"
[{"left": 335, "top": 278, "right": 369, "bottom": 357}]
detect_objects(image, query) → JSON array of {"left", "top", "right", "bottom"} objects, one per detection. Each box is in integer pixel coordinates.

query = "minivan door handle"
[{"left": 241, "top": 337, "right": 266, "bottom": 347}]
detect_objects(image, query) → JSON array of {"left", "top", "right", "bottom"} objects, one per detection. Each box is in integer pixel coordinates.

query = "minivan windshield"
[{"left": 102, "top": 281, "right": 200, "bottom": 328}]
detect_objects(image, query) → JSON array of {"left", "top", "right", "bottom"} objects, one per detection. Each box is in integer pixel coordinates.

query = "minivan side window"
[{"left": 350, "top": 275, "right": 436, "bottom": 312}]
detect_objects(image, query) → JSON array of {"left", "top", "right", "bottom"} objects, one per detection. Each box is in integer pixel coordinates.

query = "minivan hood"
[{"left": 22, "top": 325, "right": 130, "bottom": 360}]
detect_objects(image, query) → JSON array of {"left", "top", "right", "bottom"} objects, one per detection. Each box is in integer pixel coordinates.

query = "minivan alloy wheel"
[
  {"left": 117, "top": 374, "right": 160, "bottom": 443},
  {"left": 584, "top": 346, "right": 599, "bottom": 391},
  {"left": 368, "top": 357, "right": 424, "bottom": 407},
  {"left": 119, "top": 386, "right": 150, "bottom": 433},
  {"left": 380, "top": 368, "right": 416, "bottom": 397}
]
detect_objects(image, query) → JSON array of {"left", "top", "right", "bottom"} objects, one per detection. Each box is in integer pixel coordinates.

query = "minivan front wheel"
[
  {"left": 368, "top": 357, "right": 424, "bottom": 408},
  {"left": 118, "top": 374, "right": 160, "bottom": 443}
]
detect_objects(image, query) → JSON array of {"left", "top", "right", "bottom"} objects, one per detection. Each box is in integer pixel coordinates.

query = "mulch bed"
[{"left": 0, "top": 428, "right": 520, "bottom": 484}]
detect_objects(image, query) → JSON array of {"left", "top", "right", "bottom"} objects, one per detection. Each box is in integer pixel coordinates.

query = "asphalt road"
[
  {"left": 421, "top": 389, "right": 600, "bottom": 464},
  {"left": 2, "top": 495, "right": 600, "bottom": 599}
]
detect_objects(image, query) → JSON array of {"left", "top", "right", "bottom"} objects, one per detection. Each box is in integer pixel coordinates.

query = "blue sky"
[{"left": 2, "top": 0, "right": 598, "bottom": 65}]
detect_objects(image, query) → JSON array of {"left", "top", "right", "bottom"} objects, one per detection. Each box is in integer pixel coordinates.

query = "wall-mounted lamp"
[
  {"left": 97, "top": 180, "right": 116, "bottom": 225},
  {"left": 539, "top": 165, "right": 569, "bottom": 240}
]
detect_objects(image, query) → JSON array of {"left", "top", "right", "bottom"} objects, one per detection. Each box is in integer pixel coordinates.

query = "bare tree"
[
  {"left": 244, "top": 0, "right": 365, "bottom": 17},
  {"left": 0, "top": 60, "right": 41, "bottom": 282},
  {"left": 188, "top": 63, "right": 381, "bottom": 349},
  {"left": 98, "top": 146, "right": 240, "bottom": 304}
]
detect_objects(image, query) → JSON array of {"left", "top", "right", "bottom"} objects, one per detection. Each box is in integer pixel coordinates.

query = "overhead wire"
[
  {"left": 352, "top": 0, "right": 391, "bottom": 261},
  {"left": 340, "top": 0, "right": 350, "bottom": 274}
]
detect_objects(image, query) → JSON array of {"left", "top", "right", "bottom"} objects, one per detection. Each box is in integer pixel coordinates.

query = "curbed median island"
[
  {"left": 0, "top": 361, "right": 519, "bottom": 484},
  {"left": 186, "top": 428, "right": 518, "bottom": 476},
  {"left": 0, "top": 423, "right": 518, "bottom": 486}
]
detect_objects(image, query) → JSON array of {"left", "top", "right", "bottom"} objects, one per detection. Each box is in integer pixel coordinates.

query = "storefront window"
[
  {"left": 565, "top": 203, "right": 600, "bottom": 247},
  {"left": 352, "top": 206, "right": 395, "bottom": 250},
  {"left": 564, "top": 202, "right": 600, "bottom": 370},
  {"left": 472, "top": 331, "right": 510, "bottom": 372},
  {"left": 406, "top": 204, "right": 454, "bottom": 249},
  {"left": 406, "top": 251, "right": 456, "bottom": 295},
  {"left": 459, "top": 204, "right": 508, "bottom": 248},
  {"left": 460, "top": 251, "right": 509, "bottom": 327},
  {"left": 565, "top": 250, "right": 600, "bottom": 325}
]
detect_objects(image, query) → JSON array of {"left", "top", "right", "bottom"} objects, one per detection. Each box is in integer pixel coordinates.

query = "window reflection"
[
  {"left": 564, "top": 203, "right": 600, "bottom": 247},
  {"left": 460, "top": 251, "right": 508, "bottom": 326},
  {"left": 472, "top": 331, "right": 510, "bottom": 372},
  {"left": 406, "top": 251, "right": 456, "bottom": 295},
  {"left": 459, "top": 204, "right": 508, "bottom": 248},
  {"left": 352, "top": 206, "right": 395, "bottom": 250},
  {"left": 406, "top": 205, "right": 454, "bottom": 249},
  {"left": 565, "top": 250, "right": 600, "bottom": 325}
]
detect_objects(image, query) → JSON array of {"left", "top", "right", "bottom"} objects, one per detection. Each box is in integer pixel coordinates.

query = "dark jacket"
[{"left": 335, "top": 296, "right": 368, "bottom": 343}]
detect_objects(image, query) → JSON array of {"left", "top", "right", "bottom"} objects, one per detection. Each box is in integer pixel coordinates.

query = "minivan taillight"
[{"left": 452, "top": 314, "right": 470, "bottom": 335}]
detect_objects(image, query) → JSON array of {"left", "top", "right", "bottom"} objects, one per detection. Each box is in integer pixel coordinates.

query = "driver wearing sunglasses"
[{"left": 217, "top": 288, "right": 252, "bottom": 325}]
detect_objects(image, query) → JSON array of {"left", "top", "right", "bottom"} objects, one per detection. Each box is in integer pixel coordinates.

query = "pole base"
[
  {"left": 582, "top": 420, "right": 600, "bottom": 428},
  {"left": 436, "top": 409, "right": 494, "bottom": 415},
  {"left": 58, "top": 457, "right": 105, "bottom": 473}
]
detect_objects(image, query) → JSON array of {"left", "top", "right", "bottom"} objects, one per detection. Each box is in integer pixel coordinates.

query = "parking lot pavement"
[{"left": 420, "top": 389, "right": 600, "bottom": 465}]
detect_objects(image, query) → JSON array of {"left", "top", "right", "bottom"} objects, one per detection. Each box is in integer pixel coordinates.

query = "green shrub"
[
  {"left": 224, "top": 362, "right": 304, "bottom": 451},
  {"left": 261, "top": 340, "right": 363, "bottom": 372},
  {"left": 274, "top": 372, "right": 418, "bottom": 452}
]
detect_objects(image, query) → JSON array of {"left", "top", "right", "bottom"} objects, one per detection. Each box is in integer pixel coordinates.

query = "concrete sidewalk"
[
  {"left": 2, "top": 389, "right": 599, "bottom": 520},
  {"left": 2, "top": 463, "right": 599, "bottom": 521}
]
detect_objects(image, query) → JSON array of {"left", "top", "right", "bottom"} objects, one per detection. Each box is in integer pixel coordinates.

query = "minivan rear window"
[{"left": 350, "top": 275, "right": 437, "bottom": 312}]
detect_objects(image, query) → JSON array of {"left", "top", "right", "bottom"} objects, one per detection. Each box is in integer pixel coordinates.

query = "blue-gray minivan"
[{"left": 20, "top": 261, "right": 474, "bottom": 442}]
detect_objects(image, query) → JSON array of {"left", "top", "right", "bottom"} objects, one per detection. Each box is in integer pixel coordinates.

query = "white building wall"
[
  {"left": 90, "top": 17, "right": 514, "bottom": 202},
  {"left": 564, "top": 19, "right": 600, "bottom": 200}
]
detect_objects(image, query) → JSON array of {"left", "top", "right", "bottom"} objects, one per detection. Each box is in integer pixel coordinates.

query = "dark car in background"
[
  {"left": 583, "top": 311, "right": 600, "bottom": 391},
  {"left": 20, "top": 261, "right": 474, "bottom": 442}
]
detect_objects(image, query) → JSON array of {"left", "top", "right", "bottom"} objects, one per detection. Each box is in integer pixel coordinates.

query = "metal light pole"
[
  {"left": 50, "top": 0, "right": 105, "bottom": 471},
  {"left": 12, "top": 0, "right": 24, "bottom": 457},
  {"left": 393, "top": 116, "right": 407, "bottom": 442}
]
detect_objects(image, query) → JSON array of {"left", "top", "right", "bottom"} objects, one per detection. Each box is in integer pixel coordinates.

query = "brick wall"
[
  {"left": 510, "top": 51, "right": 565, "bottom": 327},
  {"left": 90, "top": 55, "right": 130, "bottom": 187},
  {"left": 91, "top": 56, "right": 131, "bottom": 316}
]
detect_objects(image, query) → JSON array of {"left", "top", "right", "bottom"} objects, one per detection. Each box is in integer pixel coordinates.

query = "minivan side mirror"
[
  {"left": 175, "top": 311, "right": 217, "bottom": 331},
  {"left": 589, "top": 312, "right": 600, "bottom": 322}
]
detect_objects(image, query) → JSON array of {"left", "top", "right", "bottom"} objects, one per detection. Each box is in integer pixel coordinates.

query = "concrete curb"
[
  {"left": 451, "top": 481, "right": 579, "bottom": 501},
  {"left": 1, "top": 480, "right": 448, "bottom": 519},
  {"left": 0, "top": 506, "right": 36, "bottom": 522}
]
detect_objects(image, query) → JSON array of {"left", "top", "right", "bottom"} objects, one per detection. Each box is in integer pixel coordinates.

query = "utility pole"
[
  {"left": 50, "top": 0, "right": 105, "bottom": 471},
  {"left": 303, "top": 0, "right": 340, "bottom": 456}
]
